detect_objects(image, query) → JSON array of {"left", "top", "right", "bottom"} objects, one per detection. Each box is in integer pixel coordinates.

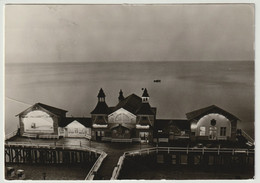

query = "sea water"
[{"left": 5, "top": 61, "right": 254, "bottom": 138}]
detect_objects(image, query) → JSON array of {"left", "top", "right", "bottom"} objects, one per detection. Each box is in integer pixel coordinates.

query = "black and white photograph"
[{"left": 3, "top": 2, "right": 255, "bottom": 181}]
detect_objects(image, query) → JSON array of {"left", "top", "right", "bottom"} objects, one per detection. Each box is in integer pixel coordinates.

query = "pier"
[
  {"left": 111, "top": 146, "right": 254, "bottom": 180},
  {"left": 5, "top": 144, "right": 99, "bottom": 164},
  {"left": 4, "top": 138, "right": 108, "bottom": 180}
]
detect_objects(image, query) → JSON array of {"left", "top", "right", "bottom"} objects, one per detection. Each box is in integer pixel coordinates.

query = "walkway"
[
  {"left": 57, "top": 138, "right": 151, "bottom": 180},
  {"left": 6, "top": 136, "right": 152, "bottom": 180}
]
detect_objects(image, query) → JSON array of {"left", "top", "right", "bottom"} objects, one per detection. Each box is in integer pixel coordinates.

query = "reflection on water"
[{"left": 5, "top": 61, "right": 254, "bottom": 137}]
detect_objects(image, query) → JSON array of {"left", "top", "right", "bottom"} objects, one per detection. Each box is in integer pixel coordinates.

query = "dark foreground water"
[{"left": 5, "top": 61, "right": 254, "bottom": 137}]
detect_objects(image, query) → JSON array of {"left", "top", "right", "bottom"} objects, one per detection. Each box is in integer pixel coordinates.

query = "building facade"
[
  {"left": 15, "top": 90, "right": 241, "bottom": 144},
  {"left": 186, "top": 105, "right": 238, "bottom": 142},
  {"left": 91, "top": 88, "right": 156, "bottom": 142},
  {"left": 58, "top": 117, "right": 92, "bottom": 139},
  {"left": 17, "top": 103, "right": 67, "bottom": 139}
]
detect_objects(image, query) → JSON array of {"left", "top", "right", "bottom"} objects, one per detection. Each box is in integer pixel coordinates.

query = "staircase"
[{"left": 237, "top": 129, "right": 254, "bottom": 147}]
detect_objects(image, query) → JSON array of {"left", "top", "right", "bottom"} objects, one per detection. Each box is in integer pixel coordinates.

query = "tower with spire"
[
  {"left": 91, "top": 88, "right": 110, "bottom": 140},
  {"left": 136, "top": 88, "right": 156, "bottom": 142},
  {"left": 141, "top": 88, "right": 149, "bottom": 103},
  {"left": 118, "top": 89, "right": 124, "bottom": 102}
]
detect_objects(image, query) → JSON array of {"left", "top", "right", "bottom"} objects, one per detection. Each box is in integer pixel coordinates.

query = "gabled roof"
[
  {"left": 16, "top": 103, "right": 67, "bottom": 117},
  {"left": 112, "top": 94, "right": 142, "bottom": 114},
  {"left": 111, "top": 93, "right": 156, "bottom": 115},
  {"left": 59, "top": 117, "right": 92, "bottom": 128},
  {"left": 136, "top": 103, "right": 155, "bottom": 115},
  {"left": 186, "top": 105, "right": 240, "bottom": 121},
  {"left": 91, "top": 102, "right": 110, "bottom": 114},
  {"left": 155, "top": 119, "right": 190, "bottom": 131},
  {"left": 92, "top": 116, "right": 107, "bottom": 125},
  {"left": 138, "top": 116, "right": 152, "bottom": 126}
]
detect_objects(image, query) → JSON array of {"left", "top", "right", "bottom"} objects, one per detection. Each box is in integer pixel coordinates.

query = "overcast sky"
[{"left": 5, "top": 4, "right": 254, "bottom": 63}]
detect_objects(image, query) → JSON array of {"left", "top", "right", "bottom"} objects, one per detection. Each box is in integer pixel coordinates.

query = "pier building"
[
  {"left": 91, "top": 88, "right": 156, "bottom": 143},
  {"left": 14, "top": 88, "right": 251, "bottom": 146},
  {"left": 59, "top": 117, "right": 92, "bottom": 139},
  {"left": 186, "top": 105, "right": 239, "bottom": 142},
  {"left": 17, "top": 103, "right": 67, "bottom": 139}
]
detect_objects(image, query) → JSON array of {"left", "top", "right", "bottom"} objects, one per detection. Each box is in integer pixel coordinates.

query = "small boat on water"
[{"left": 154, "top": 80, "right": 161, "bottom": 83}]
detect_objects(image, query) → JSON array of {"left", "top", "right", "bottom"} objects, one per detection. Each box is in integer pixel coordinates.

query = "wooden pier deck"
[{"left": 111, "top": 146, "right": 254, "bottom": 180}]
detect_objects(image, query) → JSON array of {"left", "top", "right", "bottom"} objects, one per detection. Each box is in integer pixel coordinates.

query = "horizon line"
[{"left": 5, "top": 60, "right": 255, "bottom": 64}]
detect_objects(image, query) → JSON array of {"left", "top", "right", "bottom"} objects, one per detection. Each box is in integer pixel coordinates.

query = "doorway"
[{"left": 209, "top": 126, "right": 217, "bottom": 140}]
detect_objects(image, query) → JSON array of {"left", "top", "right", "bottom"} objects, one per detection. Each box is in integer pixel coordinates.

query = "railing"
[
  {"left": 5, "top": 130, "right": 18, "bottom": 140},
  {"left": 101, "top": 137, "right": 111, "bottom": 141},
  {"left": 241, "top": 129, "right": 254, "bottom": 145},
  {"left": 85, "top": 152, "right": 107, "bottom": 180},
  {"left": 111, "top": 138, "right": 132, "bottom": 143},
  {"left": 110, "top": 146, "right": 255, "bottom": 180},
  {"left": 111, "top": 153, "right": 126, "bottom": 180},
  {"left": 124, "top": 147, "right": 255, "bottom": 156},
  {"left": 5, "top": 141, "right": 104, "bottom": 155},
  {"left": 5, "top": 141, "right": 107, "bottom": 180}
]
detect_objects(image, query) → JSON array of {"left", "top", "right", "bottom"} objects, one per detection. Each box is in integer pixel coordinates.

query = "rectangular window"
[
  {"left": 101, "top": 131, "right": 105, "bottom": 136},
  {"left": 31, "top": 123, "right": 36, "bottom": 128},
  {"left": 199, "top": 126, "right": 206, "bottom": 136},
  {"left": 220, "top": 127, "right": 226, "bottom": 136},
  {"left": 97, "top": 131, "right": 101, "bottom": 136}
]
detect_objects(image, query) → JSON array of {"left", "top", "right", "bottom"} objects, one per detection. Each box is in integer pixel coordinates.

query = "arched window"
[{"left": 23, "top": 110, "right": 54, "bottom": 133}]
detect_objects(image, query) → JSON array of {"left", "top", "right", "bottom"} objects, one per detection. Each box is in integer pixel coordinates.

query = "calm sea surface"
[{"left": 5, "top": 61, "right": 254, "bottom": 137}]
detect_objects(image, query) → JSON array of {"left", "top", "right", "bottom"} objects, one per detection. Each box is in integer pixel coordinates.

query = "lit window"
[
  {"left": 101, "top": 131, "right": 105, "bottom": 136},
  {"left": 158, "top": 130, "right": 163, "bottom": 133},
  {"left": 220, "top": 127, "right": 226, "bottom": 136},
  {"left": 200, "top": 126, "right": 206, "bottom": 136}
]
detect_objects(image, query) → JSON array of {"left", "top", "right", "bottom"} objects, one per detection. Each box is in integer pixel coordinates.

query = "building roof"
[
  {"left": 142, "top": 88, "right": 149, "bottom": 97},
  {"left": 91, "top": 102, "right": 110, "bottom": 114},
  {"left": 111, "top": 93, "right": 156, "bottom": 115},
  {"left": 92, "top": 116, "right": 108, "bottom": 125},
  {"left": 59, "top": 117, "right": 92, "bottom": 128},
  {"left": 16, "top": 103, "right": 67, "bottom": 117},
  {"left": 136, "top": 103, "right": 155, "bottom": 115},
  {"left": 155, "top": 119, "right": 190, "bottom": 131},
  {"left": 137, "top": 116, "right": 153, "bottom": 126},
  {"left": 97, "top": 88, "right": 106, "bottom": 98},
  {"left": 112, "top": 94, "right": 142, "bottom": 114},
  {"left": 186, "top": 105, "right": 240, "bottom": 121}
]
